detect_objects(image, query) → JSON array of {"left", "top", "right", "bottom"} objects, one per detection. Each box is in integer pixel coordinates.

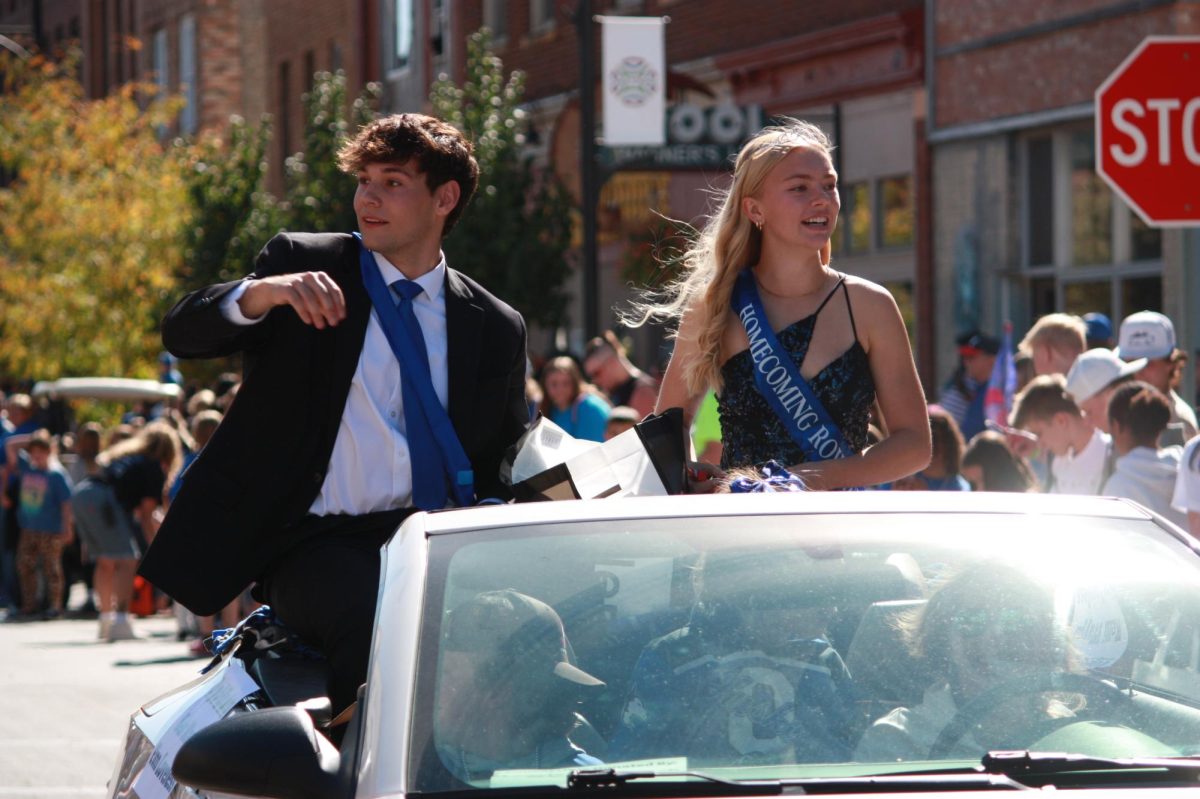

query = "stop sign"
[{"left": 1096, "top": 36, "right": 1200, "bottom": 226}]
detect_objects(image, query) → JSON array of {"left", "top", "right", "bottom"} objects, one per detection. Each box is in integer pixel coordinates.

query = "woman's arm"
[
  {"left": 654, "top": 306, "right": 704, "bottom": 426},
  {"left": 135, "top": 496, "right": 161, "bottom": 546},
  {"left": 792, "top": 284, "right": 931, "bottom": 490}
]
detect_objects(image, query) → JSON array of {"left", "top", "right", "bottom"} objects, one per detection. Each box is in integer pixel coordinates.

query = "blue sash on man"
[
  {"left": 354, "top": 233, "right": 475, "bottom": 508},
  {"left": 731, "top": 270, "right": 855, "bottom": 464}
]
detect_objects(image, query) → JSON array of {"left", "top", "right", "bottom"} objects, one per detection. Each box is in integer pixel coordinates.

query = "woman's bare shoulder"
[{"left": 841, "top": 273, "right": 898, "bottom": 307}]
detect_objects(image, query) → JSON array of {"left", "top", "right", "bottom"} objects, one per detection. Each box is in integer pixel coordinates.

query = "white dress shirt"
[{"left": 221, "top": 251, "right": 449, "bottom": 515}]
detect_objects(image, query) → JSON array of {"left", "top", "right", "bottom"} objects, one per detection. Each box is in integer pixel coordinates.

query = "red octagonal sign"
[{"left": 1096, "top": 36, "right": 1200, "bottom": 227}]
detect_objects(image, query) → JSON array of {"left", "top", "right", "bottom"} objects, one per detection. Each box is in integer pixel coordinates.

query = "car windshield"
[{"left": 407, "top": 511, "right": 1200, "bottom": 791}]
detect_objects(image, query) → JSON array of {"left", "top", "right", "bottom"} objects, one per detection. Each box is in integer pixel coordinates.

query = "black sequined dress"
[{"left": 718, "top": 277, "right": 876, "bottom": 470}]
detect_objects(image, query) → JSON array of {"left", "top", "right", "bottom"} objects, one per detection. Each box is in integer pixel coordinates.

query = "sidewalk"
[{"left": 0, "top": 609, "right": 205, "bottom": 799}]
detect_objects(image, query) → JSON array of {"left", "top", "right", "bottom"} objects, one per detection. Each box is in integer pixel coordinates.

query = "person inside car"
[
  {"left": 611, "top": 547, "right": 857, "bottom": 765},
  {"left": 855, "top": 563, "right": 1079, "bottom": 762},
  {"left": 435, "top": 589, "right": 605, "bottom": 782}
]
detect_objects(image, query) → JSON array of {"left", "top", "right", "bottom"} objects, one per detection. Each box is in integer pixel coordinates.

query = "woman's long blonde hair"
[
  {"left": 623, "top": 119, "right": 834, "bottom": 395},
  {"left": 97, "top": 420, "right": 184, "bottom": 487}
]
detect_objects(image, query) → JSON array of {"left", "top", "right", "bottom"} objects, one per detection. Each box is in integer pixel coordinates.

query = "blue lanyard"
[
  {"left": 732, "top": 270, "right": 854, "bottom": 464},
  {"left": 354, "top": 234, "right": 474, "bottom": 507}
]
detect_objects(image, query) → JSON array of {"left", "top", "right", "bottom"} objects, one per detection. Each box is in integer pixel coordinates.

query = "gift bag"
[{"left": 502, "top": 408, "right": 687, "bottom": 501}]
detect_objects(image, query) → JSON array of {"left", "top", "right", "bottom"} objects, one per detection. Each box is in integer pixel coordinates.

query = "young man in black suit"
[{"left": 140, "top": 114, "right": 529, "bottom": 718}]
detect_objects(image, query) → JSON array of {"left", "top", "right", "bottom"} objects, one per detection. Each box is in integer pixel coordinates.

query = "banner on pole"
[{"left": 600, "top": 16, "right": 666, "bottom": 146}]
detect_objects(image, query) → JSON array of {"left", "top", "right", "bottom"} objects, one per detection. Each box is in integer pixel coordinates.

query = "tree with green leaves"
[
  {"left": 430, "top": 29, "right": 574, "bottom": 329},
  {"left": 0, "top": 52, "right": 188, "bottom": 380},
  {"left": 283, "top": 70, "right": 381, "bottom": 233},
  {"left": 180, "top": 116, "right": 282, "bottom": 288}
]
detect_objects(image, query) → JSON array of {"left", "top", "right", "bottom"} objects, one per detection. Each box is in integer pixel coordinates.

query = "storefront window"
[
  {"left": 1070, "top": 131, "right": 1111, "bottom": 266},
  {"left": 879, "top": 175, "right": 913, "bottom": 248},
  {"left": 1022, "top": 127, "right": 1163, "bottom": 326}
]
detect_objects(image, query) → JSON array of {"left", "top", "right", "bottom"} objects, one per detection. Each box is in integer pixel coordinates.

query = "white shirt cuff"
[{"left": 220, "top": 280, "right": 267, "bottom": 325}]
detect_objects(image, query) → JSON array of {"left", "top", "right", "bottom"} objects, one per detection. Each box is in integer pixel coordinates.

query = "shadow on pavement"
[{"left": 114, "top": 655, "right": 202, "bottom": 667}]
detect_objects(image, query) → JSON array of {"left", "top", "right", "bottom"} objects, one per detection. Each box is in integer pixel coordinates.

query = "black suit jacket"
[{"left": 140, "top": 232, "right": 529, "bottom": 614}]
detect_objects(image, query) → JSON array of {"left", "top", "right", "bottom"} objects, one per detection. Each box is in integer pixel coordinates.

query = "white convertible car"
[{"left": 110, "top": 492, "right": 1200, "bottom": 797}]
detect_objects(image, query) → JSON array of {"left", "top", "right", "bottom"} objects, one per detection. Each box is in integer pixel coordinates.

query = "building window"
[
  {"left": 843, "top": 182, "right": 872, "bottom": 254},
  {"left": 431, "top": 0, "right": 446, "bottom": 58},
  {"left": 1070, "top": 130, "right": 1111, "bottom": 267},
  {"left": 1021, "top": 125, "right": 1163, "bottom": 322},
  {"left": 178, "top": 13, "right": 198, "bottom": 135},
  {"left": 484, "top": 0, "right": 508, "bottom": 44},
  {"left": 394, "top": 0, "right": 413, "bottom": 69},
  {"left": 329, "top": 40, "right": 343, "bottom": 73},
  {"left": 151, "top": 27, "right": 168, "bottom": 93},
  {"left": 879, "top": 174, "right": 914, "bottom": 248},
  {"left": 530, "top": 0, "right": 555, "bottom": 32},
  {"left": 304, "top": 50, "right": 315, "bottom": 94}
]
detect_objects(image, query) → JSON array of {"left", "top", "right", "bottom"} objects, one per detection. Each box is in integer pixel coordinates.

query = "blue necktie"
[{"left": 390, "top": 279, "right": 447, "bottom": 510}]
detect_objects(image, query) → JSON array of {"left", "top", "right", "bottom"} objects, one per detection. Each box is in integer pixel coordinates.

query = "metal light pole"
[{"left": 576, "top": 0, "right": 600, "bottom": 340}]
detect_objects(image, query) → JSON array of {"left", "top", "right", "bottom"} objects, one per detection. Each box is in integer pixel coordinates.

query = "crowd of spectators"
[
  {"left": 0, "top": 367, "right": 249, "bottom": 651},
  {"left": 926, "top": 309, "right": 1200, "bottom": 541}
]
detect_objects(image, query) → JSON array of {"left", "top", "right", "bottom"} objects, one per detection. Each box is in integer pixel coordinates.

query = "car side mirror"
[{"left": 173, "top": 706, "right": 341, "bottom": 799}]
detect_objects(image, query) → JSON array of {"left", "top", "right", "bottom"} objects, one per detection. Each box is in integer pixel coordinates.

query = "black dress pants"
[{"left": 261, "top": 508, "right": 414, "bottom": 716}]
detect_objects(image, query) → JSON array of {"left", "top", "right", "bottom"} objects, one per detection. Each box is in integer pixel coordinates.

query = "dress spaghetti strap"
[
  {"left": 812, "top": 274, "right": 847, "bottom": 319},
  {"left": 840, "top": 279, "right": 860, "bottom": 343}
]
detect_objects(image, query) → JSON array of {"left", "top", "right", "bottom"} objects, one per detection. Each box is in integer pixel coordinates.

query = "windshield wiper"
[
  {"left": 568, "top": 769, "right": 780, "bottom": 795},
  {"left": 892, "top": 751, "right": 1200, "bottom": 789},
  {"left": 567, "top": 767, "right": 1029, "bottom": 794}
]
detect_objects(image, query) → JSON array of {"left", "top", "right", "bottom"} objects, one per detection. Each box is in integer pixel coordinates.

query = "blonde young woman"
[
  {"left": 72, "top": 421, "right": 181, "bottom": 641},
  {"left": 635, "top": 120, "right": 929, "bottom": 490}
]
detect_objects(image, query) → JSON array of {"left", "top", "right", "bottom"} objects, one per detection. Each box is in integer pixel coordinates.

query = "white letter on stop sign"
[
  {"left": 1111, "top": 99, "right": 1147, "bottom": 166},
  {"left": 1110, "top": 97, "right": 1200, "bottom": 166},
  {"left": 1185, "top": 98, "right": 1200, "bottom": 165}
]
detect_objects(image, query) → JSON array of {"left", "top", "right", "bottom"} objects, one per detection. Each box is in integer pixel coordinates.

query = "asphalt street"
[{"left": 0, "top": 609, "right": 206, "bottom": 799}]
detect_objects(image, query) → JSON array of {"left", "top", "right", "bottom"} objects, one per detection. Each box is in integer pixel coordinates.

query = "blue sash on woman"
[
  {"left": 731, "top": 270, "right": 855, "bottom": 463},
  {"left": 355, "top": 234, "right": 475, "bottom": 507}
]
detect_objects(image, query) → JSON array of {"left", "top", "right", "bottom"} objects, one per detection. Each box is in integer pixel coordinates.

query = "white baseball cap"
[
  {"left": 1117, "top": 311, "right": 1176, "bottom": 360},
  {"left": 1066, "top": 348, "right": 1147, "bottom": 403}
]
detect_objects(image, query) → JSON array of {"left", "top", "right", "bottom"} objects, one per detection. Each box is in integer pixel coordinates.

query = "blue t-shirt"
[
  {"left": 549, "top": 393, "right": 612, "bottom": 443},
  {"left": 16, "top": 457, "right": 73, "bottom": 533}
]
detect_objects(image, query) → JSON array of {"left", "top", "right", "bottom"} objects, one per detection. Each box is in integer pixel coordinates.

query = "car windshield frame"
[{"left": 399, "top": 503, "right": 1200, "bottom": 794}]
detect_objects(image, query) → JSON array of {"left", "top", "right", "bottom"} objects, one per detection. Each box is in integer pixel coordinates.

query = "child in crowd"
[
  {"left": 3, "top": 430, "right": 73, "bottom": 618},
  {"left": 1104, "top": 382, "right": 1186, "bottom": 527},
  {"left": 1011, "top": 374, "right": 1112, "bottom": 495},
  {"left": 961, "top": 431, "right": 1038, "bottom": 492}
]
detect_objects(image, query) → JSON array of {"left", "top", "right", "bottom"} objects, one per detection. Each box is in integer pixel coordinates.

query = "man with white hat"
[
  {"left": 1066, "top": 349, "right": 1146, "bottom": 434},
  {"left": 1116, "top": 312, "right": 1198, "bottom": 445}
]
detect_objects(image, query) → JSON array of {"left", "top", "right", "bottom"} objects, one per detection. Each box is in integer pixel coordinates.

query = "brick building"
[
  {"left": 1, "top": 0, "right": 380, "bottom": 195},
  {"left": 927, "top": 0, "right": 1200, "bottom": 394},
  {"left": 380, "top": 0, "right": 928, "bottom": 366}
]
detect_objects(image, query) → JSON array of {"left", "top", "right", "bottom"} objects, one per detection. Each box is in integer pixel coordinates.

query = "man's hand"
[{"left": 240, "top": 272, "right": 347, "bottom": 329}]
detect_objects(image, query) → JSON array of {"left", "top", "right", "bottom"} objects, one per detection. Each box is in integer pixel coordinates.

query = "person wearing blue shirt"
[
  {"left": 539, "top": 356, "right": 611, "bottom": 443},
  {"left": 3, "top": 430, "right": 73, "bottom": 618}
]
